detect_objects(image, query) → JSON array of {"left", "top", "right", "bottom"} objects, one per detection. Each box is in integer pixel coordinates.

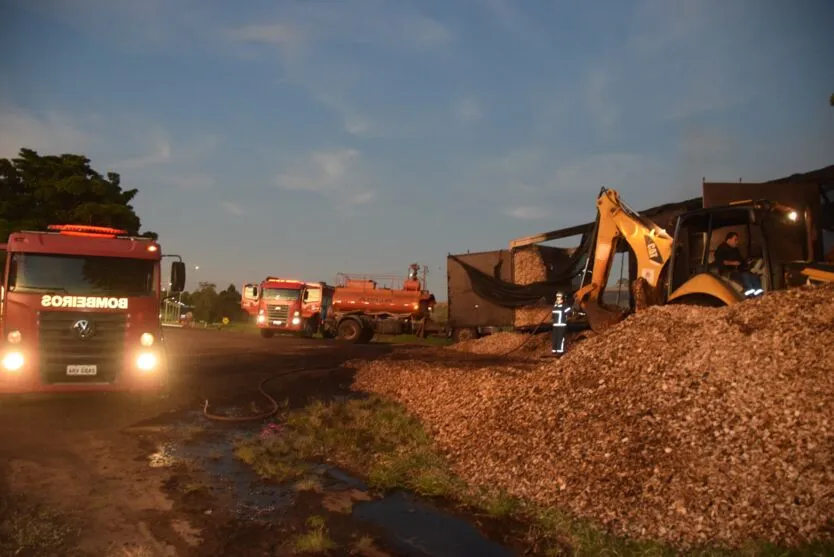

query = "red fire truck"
[
  {"left": 241, "top": 277, "right": 334, "bottom": 339},
  {"left": 0, "top": 224, "right": 186, "bottom": 394}
]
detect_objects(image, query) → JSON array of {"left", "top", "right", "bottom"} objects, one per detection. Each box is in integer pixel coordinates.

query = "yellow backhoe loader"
[{"left": 574, "top": 188, "right": 834, "bottom": 333}]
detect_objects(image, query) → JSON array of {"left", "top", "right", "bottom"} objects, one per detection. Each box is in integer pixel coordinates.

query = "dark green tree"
[
  {"left": 217, "top": 284, "right": 248, "bottom": 322},
  {"left": 0, "top": 147, "right": 157, "bottom": 241},
  {"left": 830, "top": 93, "right": 834, "bottom": 106},
  {"left": 188, "top": 282, "right": 219, "bottom": 323}
]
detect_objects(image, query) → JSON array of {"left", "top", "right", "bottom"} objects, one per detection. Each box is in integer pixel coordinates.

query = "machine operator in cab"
[{"left": 714, "top": 232, "right": 763, "bottom": 296}]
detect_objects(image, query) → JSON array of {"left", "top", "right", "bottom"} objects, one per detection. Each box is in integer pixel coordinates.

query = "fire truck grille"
[
  {"left": 267, "top": 305, "right": 290, "bottom": 322},
  {"left": 38, "top": 311, "right": 127, "bottom": 384}
]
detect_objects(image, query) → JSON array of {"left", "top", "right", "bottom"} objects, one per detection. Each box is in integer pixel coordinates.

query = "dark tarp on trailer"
[
  {"left": 448, "top": 230, "right": 594, "bottom": 309},
  {"left": 449, "top": 196, "right": 702, "bottom": 309}
]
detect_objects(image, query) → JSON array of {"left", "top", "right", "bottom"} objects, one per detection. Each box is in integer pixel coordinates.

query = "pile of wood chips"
[
  {"left": 353, "top": 284, "right": 834, "bottom": 549},
  {"left": 448, "top": 331, "right": 551, "bottom": 358}
]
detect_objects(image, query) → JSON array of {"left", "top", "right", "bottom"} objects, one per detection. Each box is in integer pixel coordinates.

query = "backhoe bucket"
[{"left": 583, "top": 302, "right": 628, "bottom": 334}]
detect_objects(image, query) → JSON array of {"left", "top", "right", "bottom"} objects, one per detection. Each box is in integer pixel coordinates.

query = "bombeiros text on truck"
[{"left": 0, "top": 224, "right": 186, "bottom": 394}]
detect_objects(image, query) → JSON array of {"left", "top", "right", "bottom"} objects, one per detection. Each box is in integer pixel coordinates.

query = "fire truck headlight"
[
  {"left": 291, "top": 317, "right": 301, "bottom": 325},
  {"left": 2, "top": 351, "right": 24, "bottom": 372},
  {"left": 293, "top": 310, "right": 300, "bottom": 317},
  {"left": 140, "top": 333, "right": 154, "bottom": 347},
  {"left": 7, "top": 330, "right": 22, "bottom": 344},
  {"left": 136, "top": 352, "right": 157, "bottom": 371},
  {"left": 257, "top": 315, "right": 266, "bottom": 324}
]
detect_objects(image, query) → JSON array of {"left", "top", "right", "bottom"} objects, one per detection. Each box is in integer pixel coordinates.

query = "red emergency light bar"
[
  {"left": 47, "top": 224, "right": 129, "bottom": 238},
  {"left": 264, "top": 277, "right": 304, "bottom": 284}
]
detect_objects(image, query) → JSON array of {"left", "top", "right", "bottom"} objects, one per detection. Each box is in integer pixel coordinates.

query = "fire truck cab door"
[
  {"left": 303, "top": 287, "right": 322, "bottom": 314},
  {"left": 241, "top": 283, "right": 259, "bottom": 315}
]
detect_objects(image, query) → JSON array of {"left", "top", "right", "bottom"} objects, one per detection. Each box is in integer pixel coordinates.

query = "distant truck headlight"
[
  {"left": 2, "top": 351, "right": 24, "bottom": 372},
  {"left": 257, "top": 315, "right": 266, "bottom": 324},
  {"left": 7, "top": 330, "right": 22, "bottom": 344},
  {"left": 292, "top": 317, "right": 301, "bottom": 325},
  {"left": 140, "top": 333, "right": 154, "bottom": 347},
  {"left": 137, "top": 352, "right": 157, "bottom": 371}
]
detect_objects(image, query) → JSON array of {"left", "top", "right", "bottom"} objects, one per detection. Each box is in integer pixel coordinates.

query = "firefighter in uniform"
[{"left": 551, "top": 292, "right": 570, "bottom": 356}]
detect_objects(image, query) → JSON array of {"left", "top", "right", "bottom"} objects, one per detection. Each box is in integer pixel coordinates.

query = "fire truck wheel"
[
  {"left": 301, "top": 317, "right": 317, "bottom": 339},
  {"left": 337, "top": 318, "right": 363, "bottom": 343},
  {"left": 260, "top": 329, "right": 275, "bottom": 339}
]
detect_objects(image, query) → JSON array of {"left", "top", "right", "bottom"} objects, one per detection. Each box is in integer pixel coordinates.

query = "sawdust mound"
[{"left": 353, "top": 284, "right": 834, "bottom": 549}]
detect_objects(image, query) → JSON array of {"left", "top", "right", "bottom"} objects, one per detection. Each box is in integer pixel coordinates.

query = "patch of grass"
[
  {"left": 235, "top": 396, "right": 833, "bottom": 557},
  {"left": 481, "top": 489, "right": 522, "bottom": 519},
  {"left": 0, "top": 498, "right": 77, "bottom": 556},
  {"left": 236, "top": 396, "right": 464, "bottom": 500},
  {"left": 355, "top": 534, "right": 376, "bottom": 552},
  {"left": 294, "top": 476, "right": 324, "bottom": 492},
  {"left": 293, "top": 515, "right": 337, "bottom": 554},
  {"left": 234, "top": 443, "right": 308, "bottom": 482}
]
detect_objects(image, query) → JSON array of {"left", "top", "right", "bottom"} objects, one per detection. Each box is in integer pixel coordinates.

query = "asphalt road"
[{"left": 0, "top": 328, "right": 403, "bottom": 556}]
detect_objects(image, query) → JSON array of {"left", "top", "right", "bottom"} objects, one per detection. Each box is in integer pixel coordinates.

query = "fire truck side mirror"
[{"left": 170, "top": 261, "right": 186, "bottom": 293}]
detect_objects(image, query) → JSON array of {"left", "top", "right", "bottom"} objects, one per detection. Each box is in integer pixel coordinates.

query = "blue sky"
[{"left": 2, "top": 0, "right": 832, "bottom": 298}]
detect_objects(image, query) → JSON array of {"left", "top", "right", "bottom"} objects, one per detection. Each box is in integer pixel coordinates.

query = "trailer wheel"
[
  {"left": 260, "top": 329, "right": 275, "bottom": 339},
  {"left": 453, "top": 328, "right": 478, "bottom": 342},
  {"left": 337, "top": 318, "right": 364, "bottom": 343}
]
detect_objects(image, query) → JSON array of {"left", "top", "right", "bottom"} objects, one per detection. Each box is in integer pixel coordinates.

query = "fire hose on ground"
[{"left": 202, "top": 366, "right": 336, "bottom": 422}]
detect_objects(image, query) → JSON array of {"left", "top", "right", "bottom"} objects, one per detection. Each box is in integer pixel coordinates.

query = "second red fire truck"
[{"left": 241, "top": 277, "right": 334, "bottom": 338}]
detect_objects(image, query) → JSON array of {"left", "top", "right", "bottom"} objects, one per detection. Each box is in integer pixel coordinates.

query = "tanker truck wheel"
[{"left": 337, "top": 318, "right": 363, "bottom": 343}]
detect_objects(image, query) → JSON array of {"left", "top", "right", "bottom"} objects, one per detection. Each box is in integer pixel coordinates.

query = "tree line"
[
  {"left": 165, "top": 282, "right": 250, "bottom": 324},
  {"left": 1, "top": 148, "right": 156, "bottom": 241}
]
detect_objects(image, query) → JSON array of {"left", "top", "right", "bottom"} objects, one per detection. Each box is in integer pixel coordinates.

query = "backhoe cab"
[
  {"left": 575, "top": 188, "right": 822, "bottom": 333},
  {"left": 666, "top": 200, "right": 804, "bottom": 307}
]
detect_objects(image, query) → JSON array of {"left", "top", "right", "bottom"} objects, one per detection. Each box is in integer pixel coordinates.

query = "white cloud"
[
  {"left": 227, "top": 23, "right": 303, "bottom": 46},
  {"left": 275, "top": 148, "right": 375, "bottom": 206},
  {"left": 220, "top": 201, "right": 244, "bottom": 216},
  {"left": 225, "top": 3, "right": 455, "bottom": 139},
  {"left": 0, "top": 105, "right": 92, "bottom": 159},
  {"left": 507, "top": 206, "right": 550, "bottom": 220},
  {"left": 108, "top": 130, "right": 218, "bottom": 170},
  {"left": 479, "top": 0, "right": 549, "bottom": 47},
  {"left": 456, "top": 97, "right": 482, "bottom": 123},
  {"left": 163, "top": 172, "right": 216, "bottom": 190},
  {"left": 585, "top": 69, "right": 618, "bottom": 136}
]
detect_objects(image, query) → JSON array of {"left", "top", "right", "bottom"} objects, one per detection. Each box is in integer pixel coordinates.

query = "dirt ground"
[{"left": 0, "top": 329, "right": 528, "bottom": 557}]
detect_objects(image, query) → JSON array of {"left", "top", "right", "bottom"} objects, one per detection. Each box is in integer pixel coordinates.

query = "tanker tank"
[{"left": 325, "top": 264, "right": 437, "bottom": 342}]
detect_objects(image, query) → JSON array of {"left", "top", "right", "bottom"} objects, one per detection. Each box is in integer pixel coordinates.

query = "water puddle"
[
  {"left": 143, "top": 414, "right": 517, "bottom": 556},
  {"left": 148, "top": 434, "right": 292, "bottom": 519},
  {"left": 353, "top": 491, "right": 515, "bottom": 557}
]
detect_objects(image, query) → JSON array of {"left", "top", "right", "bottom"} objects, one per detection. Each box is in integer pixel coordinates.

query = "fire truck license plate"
[{"left": 66, "top": 365, "right": 97, "bottom": 376}]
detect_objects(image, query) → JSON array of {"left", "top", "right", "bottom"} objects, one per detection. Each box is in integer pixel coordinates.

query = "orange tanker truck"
[
  {"left": 322, "top": 263, "right": 436, "bottom": 343},
  {"left": 0, "top": 224, "right": 186, "bottom": 395},
  {"left": 241, "top": 277, "right": 334, "bottom": 338}
]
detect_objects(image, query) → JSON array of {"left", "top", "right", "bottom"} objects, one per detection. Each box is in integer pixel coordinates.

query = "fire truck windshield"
[
  {"left": 8, "top": 253, "right": 155, "bottom": 296},
  {"left": 261, "top": 287, "right": 299, "bottom": 301}
]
